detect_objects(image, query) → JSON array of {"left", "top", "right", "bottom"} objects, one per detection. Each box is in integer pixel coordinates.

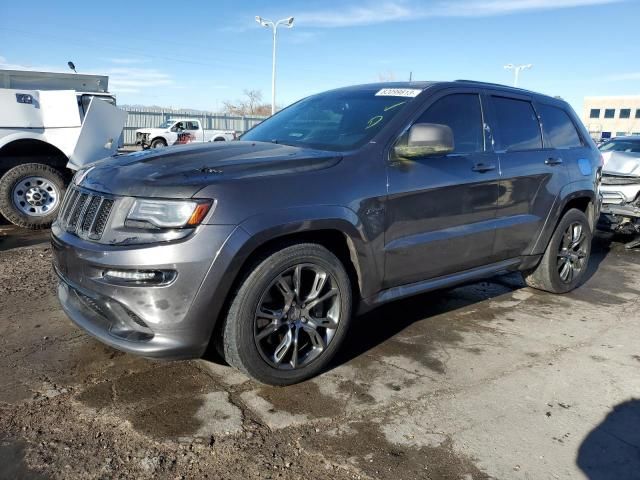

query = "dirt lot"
[{"left": 1, "top": 224, "right": 639, "bottom": 480}]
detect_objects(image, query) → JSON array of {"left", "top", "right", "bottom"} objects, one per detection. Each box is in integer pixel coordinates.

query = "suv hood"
[
  {"left": 602, "top": 151, "right": 640, "bottom": 177},
  {"left": 80, "top": 141, "right": 342, "bottom": 198}
]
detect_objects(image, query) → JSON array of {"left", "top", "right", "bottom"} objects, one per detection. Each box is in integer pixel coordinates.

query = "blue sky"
[{"left": 1, "top": 0, "right": 639, "bottom": 113}]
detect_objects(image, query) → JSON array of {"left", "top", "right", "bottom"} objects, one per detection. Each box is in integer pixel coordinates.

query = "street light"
[
  {"left": 255, "top": 15, "right": 294, "bottom": 115},
  {"left": 504, "top": 63, "right": 532, "bottom": 87}
]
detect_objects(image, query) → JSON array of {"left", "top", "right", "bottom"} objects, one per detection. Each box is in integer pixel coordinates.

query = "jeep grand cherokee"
[{"left": 52, "top": 81, "right": 601, "bottom": 385}]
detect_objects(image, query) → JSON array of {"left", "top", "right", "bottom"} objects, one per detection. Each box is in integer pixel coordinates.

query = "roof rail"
[{"left": 454, "top": 79, "right": 511, "bottom": 88}]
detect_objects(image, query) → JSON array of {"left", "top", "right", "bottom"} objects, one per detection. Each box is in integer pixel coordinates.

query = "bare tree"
[{"left": 223, "top": 89, "right": 272, "bottom": 116}]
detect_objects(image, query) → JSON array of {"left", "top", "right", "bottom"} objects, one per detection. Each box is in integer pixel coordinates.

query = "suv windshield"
[
  {"left": 241, "top": 88, "right": 421, "bottom": 151},
  {"left": 599, "top": 139, "right": 640, "bottom": 153}
]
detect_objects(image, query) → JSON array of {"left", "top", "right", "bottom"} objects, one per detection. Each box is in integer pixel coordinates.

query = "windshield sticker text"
[{"left": 375, "top": 88, "right": 422, "bottom": 98}]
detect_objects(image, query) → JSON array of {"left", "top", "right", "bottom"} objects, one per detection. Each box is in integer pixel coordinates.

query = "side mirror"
[{"left": 394, "top": 123, "right": 454, "bottom": 159}]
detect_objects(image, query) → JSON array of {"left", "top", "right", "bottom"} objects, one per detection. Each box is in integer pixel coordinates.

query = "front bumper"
[{"left": 52, "top": 223, "right": 239, "bottom": 359}]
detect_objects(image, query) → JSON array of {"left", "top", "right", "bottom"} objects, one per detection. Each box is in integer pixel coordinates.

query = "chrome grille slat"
[
  {"left": 91, "top": 199, "right": 114, "bottom": 238},
  {"left": 80, "top": 195, "right": 102, "bottom": 233},
  {"left": 61, "top": 189, "right": 80, "bottom": 225},
  {"left": 67, "top": 193, "right": 89, "bottom": 230},
  {"left": 58, "top": 186, "right": 115, "bottom": 241}
]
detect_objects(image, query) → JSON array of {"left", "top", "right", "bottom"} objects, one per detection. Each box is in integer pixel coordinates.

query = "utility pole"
[{"left": 255, "top": 16, "right": 295, "bottom": 115}]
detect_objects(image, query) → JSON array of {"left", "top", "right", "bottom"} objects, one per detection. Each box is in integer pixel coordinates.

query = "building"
[{"left": 582, "top": 96, "right": 640, "bottom": 141}]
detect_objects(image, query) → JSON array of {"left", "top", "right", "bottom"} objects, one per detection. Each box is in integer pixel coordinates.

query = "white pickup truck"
[{"left": 135, "top": 119, "right": 236, "bottom": 149}]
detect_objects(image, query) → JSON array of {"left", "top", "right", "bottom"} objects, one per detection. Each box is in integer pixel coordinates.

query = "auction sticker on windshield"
[{"left": 375, "top": 88, "right": 422, "bottom": 97}]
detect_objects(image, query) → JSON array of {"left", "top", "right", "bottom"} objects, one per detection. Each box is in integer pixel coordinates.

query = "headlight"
[{"left": 126, "top": 199, "right": 213, "bottom": 229}]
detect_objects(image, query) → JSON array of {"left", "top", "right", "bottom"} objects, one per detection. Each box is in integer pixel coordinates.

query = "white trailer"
[{"left": 0, "top": 69, "right": 127, "bottom": 229}]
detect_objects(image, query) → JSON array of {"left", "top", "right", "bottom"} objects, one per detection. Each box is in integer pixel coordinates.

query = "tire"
[
  {"left": 0, "top": 163, "right": 66, "bottom": 229},
  {"left": 150, "top": 138, "right": 167, "bottom": 149},
  {"left": 220, "top": 243, "right": 352, "bottom": 385},
  {"left": 522, "top": 208, "right": 592, "bottom": 293}
]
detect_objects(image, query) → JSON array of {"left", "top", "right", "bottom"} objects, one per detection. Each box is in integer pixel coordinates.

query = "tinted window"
[
  {"left": 620, "top": 109, "right": 631, "bottom": 119},
  {"left": 492, "top": 97, "right": 542, "bottom": 151},
  {"left": 538, "top": 104, "right": 582, "bottom": 149},
  {"left": 415, "top": 94, "right": 484, "bottom": 153},
  {"left": 186, "top": 121, "right": 199, "bottom": 130},
  {"left": 589, "top": 109, "right": 600, "bottom": 119},
  {"left": 242, "top": 88, "right": 419, "bottom": 152},
  {"left": 636, "top": 109, "right": 640, "bottom": 119},
  {"left": 604, "top": 109, "right": 615, "bottom": 119}
]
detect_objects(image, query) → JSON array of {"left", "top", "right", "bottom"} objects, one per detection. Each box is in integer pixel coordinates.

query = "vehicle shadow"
[
  {"left": 577, "top": 399, "right": 640, "bottom": 480},
  {"left": 0, "top": 225, "right": 51, "bottom": 252},
  {"left": 582, "top": 231, "right": 614, "bottom": 284},
  {"left": 331, "top": 231, "right": 616, "bottom": 372},
  {"left": 203, "top": 232, "right": 617, "bottom": 373},
  {"left": 329, "top": 272, "right": 526, "bottom": 371}
]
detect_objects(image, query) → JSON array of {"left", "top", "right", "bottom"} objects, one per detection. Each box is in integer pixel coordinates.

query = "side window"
[
  {"left": 538, "top": 104, "right": 583, "bottom": 149},
  {"left": 415, "top": 94, "right": 484, "bottom": 154},
  {"left": 172, "top": 121, "right": 185, "bottom": 131},
  {"left": 492, "top": 96, "right": 542, "bottom": 151},
  {"left": 186, "top": 121, "right": 200, "bottom": 130}
]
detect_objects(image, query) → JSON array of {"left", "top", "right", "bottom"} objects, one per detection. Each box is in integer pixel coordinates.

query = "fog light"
[{"left": 102, "top": 269, "right": 176, "bottom": 285}]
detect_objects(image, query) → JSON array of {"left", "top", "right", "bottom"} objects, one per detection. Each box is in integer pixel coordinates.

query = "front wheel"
[
  {"left": 220, "top": 243, "right": 352, "bottom": 385},
  {"left": 522, "top": 208, "right": 592, "bottom": 293},
  {"left": 0, "top": 163, "right": 66, "bottom": 229},
  {"left": 150, "top": 138, "right": 167, "bottom": 149}
]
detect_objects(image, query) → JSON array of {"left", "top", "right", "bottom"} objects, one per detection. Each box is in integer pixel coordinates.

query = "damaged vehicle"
[
  {"left": 135, "top": 119, "right": 236, "bottom": 149},
  {"left": 52, "top": 81, "right": 601, "bottom": 385},
  {"left": 598, "top": 136, "right": 640, "bottom": 248}
]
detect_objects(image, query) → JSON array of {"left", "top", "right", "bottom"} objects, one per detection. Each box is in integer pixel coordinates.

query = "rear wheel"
[
  {"left": 523, "top": 208, "right": 592, "bottom": 293},
  {"left": 0, "top": 163, "right": 66, "bottom": 229},
  {"left": 220, "top": 243, "right": 352, "bottom": 385}
]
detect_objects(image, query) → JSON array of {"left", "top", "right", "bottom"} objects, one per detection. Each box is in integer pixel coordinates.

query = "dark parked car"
[{"left": 52, "top": 81, "right": 601, "bottom": 385}]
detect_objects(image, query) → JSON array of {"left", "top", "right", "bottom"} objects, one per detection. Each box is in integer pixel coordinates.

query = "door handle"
[
  {"left": 545, "top": 157, "right": 563, "bottom": 166},
  {"left": 472, "top": 163, "right": 496, "bottom": 173}
]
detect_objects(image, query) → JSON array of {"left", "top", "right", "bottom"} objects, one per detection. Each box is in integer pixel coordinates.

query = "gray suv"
[{"left": 52, "top": 81, "right": 601, "bottom": 385}]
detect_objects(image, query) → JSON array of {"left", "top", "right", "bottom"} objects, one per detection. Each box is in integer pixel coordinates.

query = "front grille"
[{"left": 58, "top": 186, "right": 115, "bottom": 240}]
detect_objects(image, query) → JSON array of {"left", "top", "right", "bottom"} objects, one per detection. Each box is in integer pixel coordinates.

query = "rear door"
[
  {"left": 486, "top": 93, "right": 568, "bottom": 259},
  {"left": 384, "top": 89, "right": 500, "bottom": 288}
]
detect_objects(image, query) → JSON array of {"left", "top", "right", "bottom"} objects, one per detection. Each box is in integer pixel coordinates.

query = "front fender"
[
  {"left": 0, "top": 130, "right": 72, "bottom": 158},
  {"left": 237, "top": 205, "right": 382, "bottom": 299}
]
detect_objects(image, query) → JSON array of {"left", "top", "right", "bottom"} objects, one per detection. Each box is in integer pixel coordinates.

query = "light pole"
[
  {"left": 255, "top": 15, "right": 294, "bottom": 115},
  {"left": 504, "top": 63, "right": 532, "bottom": 87}
]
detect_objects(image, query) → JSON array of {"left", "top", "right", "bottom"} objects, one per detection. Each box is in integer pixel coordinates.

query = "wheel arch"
[
  {"left": 0, "top": 138, "right": 69, "bottom": 176},
  {"left": 150, "top": 136, "right": 168, "bottom": 146},
  {"left": 530, "top": 183, "right": 597, "bottom": 255}
]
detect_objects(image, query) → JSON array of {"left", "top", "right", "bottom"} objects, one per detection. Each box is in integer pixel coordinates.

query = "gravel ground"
[{"left": 1, "top": 225, "right": 639, "bottom": 479}]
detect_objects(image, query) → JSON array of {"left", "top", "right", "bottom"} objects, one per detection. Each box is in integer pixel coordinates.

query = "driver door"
[{"left": 383, "top": 90, "right": 500, "bottom": 288}]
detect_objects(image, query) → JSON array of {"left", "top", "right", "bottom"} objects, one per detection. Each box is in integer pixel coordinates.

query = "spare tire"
[{"left": 0, "top": 163, "right": 66, "bottom": 229}]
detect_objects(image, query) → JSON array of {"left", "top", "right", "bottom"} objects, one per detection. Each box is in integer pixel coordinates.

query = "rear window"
[
  {"left": 538, "top": 104, "right": 582, "bottom": 149},
  {"left": 492, "top": 97, "right": 542, "bottom": 151}
]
